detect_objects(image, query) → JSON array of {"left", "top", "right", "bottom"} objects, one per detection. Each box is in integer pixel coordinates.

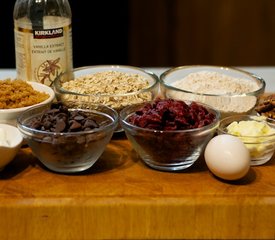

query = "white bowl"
[
  {"left": 0, "top": 123, "right": 23, "bottom": 171},
  {"left": 0, "top": 81, "right": 55, "bottom": 126}
]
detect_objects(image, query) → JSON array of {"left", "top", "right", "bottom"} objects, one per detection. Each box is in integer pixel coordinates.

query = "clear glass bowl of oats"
[
  {"left": 160, "top": 65, "right": 266, "bottom": 118},
  {"left": 53, "top": 65, "right": 160, "bottom": 132}
]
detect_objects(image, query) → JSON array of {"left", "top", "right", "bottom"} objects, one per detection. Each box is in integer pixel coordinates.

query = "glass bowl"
[
  {"left": 218, "top": 115, "right": 275, "bottom": 166},
  {"left": 160, "top": 65, "right": 265, "bottom": 118},
  {"left": 17, "top": 102, "right": 118, "bottom": 173},
  {"left": 119, "top": 99, "right": 220, "bottom": 171},
  {"left": 53, "top": 65, "right": 160, "bottom": 132}
]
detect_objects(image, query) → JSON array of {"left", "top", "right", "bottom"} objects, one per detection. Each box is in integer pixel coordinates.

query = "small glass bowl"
[
  {"left": 53, "top": 65, "right": 160, "bottom": 132},
  {"left": 120, "top": 100, "right": 220, "bottom": 171},
  {"left": 218, "top": 115, "right": 275, "bottom": 166},
  {"left": 17, "top": 102, "right": 118, "bottom": 173},
  {"left": 160, "top": 65, "right": 265, "bottom": 118}
]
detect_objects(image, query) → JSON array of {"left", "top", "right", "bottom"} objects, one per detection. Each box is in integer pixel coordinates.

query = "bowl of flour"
[{"left": 160, "top": 65, "right": 266, "bottom": 118}]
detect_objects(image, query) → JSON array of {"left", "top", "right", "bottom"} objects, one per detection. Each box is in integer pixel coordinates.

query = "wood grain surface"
[{"left": 0, "top": 131, "right": 275, "bottom": 240}]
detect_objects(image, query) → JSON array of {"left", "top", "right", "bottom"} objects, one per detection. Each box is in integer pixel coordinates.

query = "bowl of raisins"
[
  {"left": 17, "top": 102, "right": 118, "bottom": 173},
  {"left": 120, "top": 98, "right": 220, "bottom": 171}
]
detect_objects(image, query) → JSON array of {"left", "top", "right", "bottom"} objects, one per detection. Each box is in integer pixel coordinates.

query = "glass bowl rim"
[
  {"left": 53, "top": 65, "right": 159, "bottom": 97},
  {"left": 17, "top": 103, "right": 119, "bottom": 136},
  {"left": 119, "top": 100, "right": 221, "bottom": 134},
  {"left": 218, "top": 114, "right": 275, "bottom": 139},
  {"left": 159, "top": 65, "right": 266, "bottom": 97}
]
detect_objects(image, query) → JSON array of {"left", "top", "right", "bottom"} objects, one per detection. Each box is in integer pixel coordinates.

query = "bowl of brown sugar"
[
  {"left": 0, "top": 79, "right": 55, "bottom": 126},
  {"left": 160, "top": 65, "right": 266, "bottom": 118}
]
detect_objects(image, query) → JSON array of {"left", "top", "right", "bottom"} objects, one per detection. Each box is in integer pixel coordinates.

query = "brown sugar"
[{"left": 0, "top": 79, "right": 50, "bottom": 109}]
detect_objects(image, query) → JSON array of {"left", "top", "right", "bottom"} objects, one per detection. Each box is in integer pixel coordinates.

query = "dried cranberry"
[{"left": 129, "top": 98, "right": 216, "bottom": 130}]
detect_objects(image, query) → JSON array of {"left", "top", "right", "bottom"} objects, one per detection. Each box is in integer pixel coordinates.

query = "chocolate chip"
[
  {"left": 55, "top": 119, "right": 67, "bottom": 132},
  {"left": 43, "top": 120, "right": 52, "bottom": 130},
  {"left": 69, "top": 120, "right": 82, "bottom": 131},
  {"left": 56, "top": 113, "right": 68, "bottom": 120},
  {"left": 47, "top": 108, "right": 60, "bottom": 114},
  {"left": 84, "top": 119, "right": 99, "bottom": 128},
  {"left": 30, "top": 121, "right": 41, "bottom": 129},
  {"left": 27, "top": 102, "right": 100, "bottom": 133},
  {"left": 74, "top": 115, "right": 85, "bottom": 121}
]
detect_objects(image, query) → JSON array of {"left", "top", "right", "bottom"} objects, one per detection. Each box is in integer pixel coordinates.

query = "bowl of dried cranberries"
[{"left": 120, "top": 98, "right": 220, "bottom": 171}]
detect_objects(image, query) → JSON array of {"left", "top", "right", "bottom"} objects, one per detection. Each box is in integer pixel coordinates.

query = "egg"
[{"left": 204, "top": 134, "right": 250, "bottom": 181}]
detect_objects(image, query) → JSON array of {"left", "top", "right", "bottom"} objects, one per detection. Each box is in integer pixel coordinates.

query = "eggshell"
[{"left": 204, "top": 134, "right": 250, "bottom": 180}]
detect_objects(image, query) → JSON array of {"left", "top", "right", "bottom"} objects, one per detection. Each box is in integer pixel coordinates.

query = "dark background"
[
  {"left": 2, "top": 0, "right": 275, "bottom": 68},
  {"left": 0, "top": 1, "right": 129, "bottom": 68}
]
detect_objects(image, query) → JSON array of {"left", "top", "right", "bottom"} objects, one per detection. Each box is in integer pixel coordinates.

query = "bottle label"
[{"left": 14, "top": 20, "right": 72, "bottom": 86}]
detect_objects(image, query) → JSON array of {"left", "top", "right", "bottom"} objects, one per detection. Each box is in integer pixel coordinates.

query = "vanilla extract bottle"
[{"left": 13, "top": 0, "right": 73, "bottom": 86}]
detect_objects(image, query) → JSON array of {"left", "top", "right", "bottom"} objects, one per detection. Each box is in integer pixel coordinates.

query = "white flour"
[
  {"left": 167, "top": 71, "right": 261, "bottom": 116},
  {"left": 172, "top": 71, "right": 259, "bottom": 94}
]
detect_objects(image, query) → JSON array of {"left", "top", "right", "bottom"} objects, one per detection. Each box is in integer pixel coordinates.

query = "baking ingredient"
[
  {"left": 122, "top": 98, "right": 219, "bottom": 170},
  {"left": 0, "top": 128, "right": 10, "bottom": 147},
  {"left": 0, "top": 79, "right": 49, "bottom": 109},
  {"left": 27, "top": 102, "right": 100, "bottom": 133},
  {"left": 172, "top": 71, "right": 259, "bottom": 94},
  {"left": 168, "top": 71, "right": 259, "bottom": 114},
  {"left": 19, "top": 103, "right": 116, "bottom": 173},
  {"left": 226, "top": 117, "right": 275, "bottom": 159},
  {"left": 204, "top": 134, "right": 250, "bottom": 180},
  {"left": 226, "top": 118, "right": 275, "bottom": 137},
  {"left": 62, "top": 71, "right": 150, "bottom": 94},
  {"left": 128, "top": 98, "right": 216, "bottom": 130},
  {"left": 13, "top": 0, "right": 73, "bottom": 86},
  {"left": 255, "top": 94, "right": 275, "bottom": 119},
  {"left": 61, "top": 71, "right": 152, "bottom": 110}
]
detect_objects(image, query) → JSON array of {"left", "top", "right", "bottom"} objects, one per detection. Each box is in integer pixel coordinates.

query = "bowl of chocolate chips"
[{"left": 17, "top": 102, "right": 118, "bottom": 173}]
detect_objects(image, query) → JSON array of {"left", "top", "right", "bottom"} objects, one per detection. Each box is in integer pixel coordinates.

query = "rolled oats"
[{"left": 61, "top": 71, "right": 153, "bottom": 110}]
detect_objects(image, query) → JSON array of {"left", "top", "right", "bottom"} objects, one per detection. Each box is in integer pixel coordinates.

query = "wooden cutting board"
[
  {"left": 0, "top": 93, "right": 274, "bottom": 239},
  {"left": 0, "top": 131, "right": 274, "bottom": 239}
]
